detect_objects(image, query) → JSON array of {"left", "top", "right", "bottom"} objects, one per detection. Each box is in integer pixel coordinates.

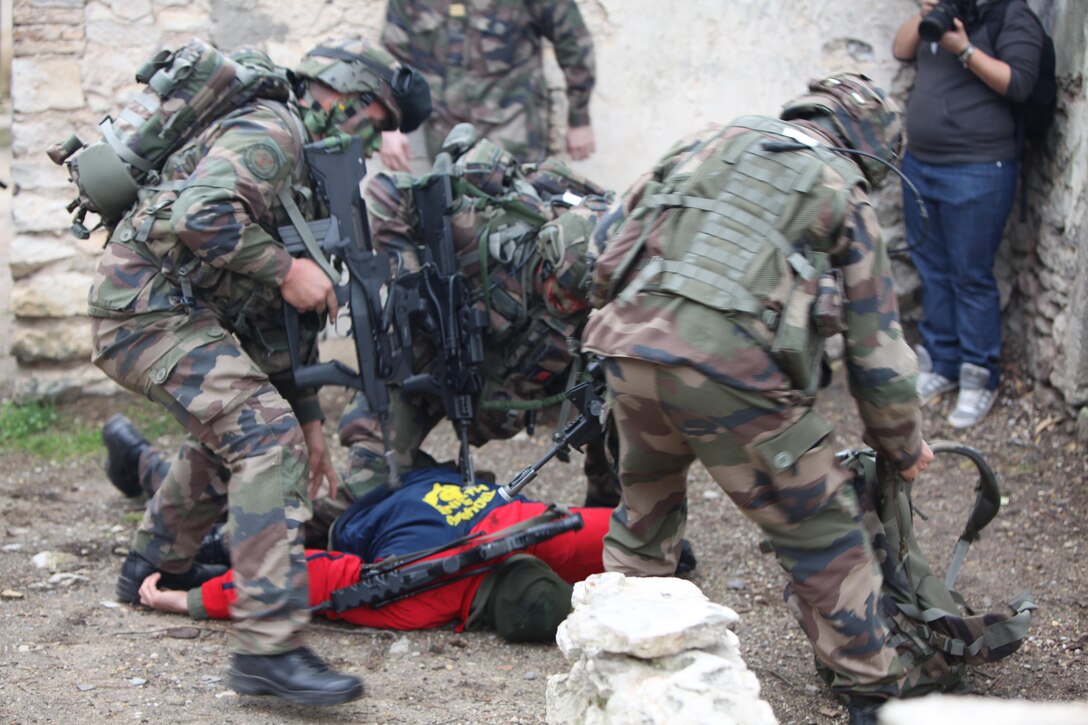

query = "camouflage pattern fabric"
[
  {"left": 584, "top": 120, "right": 922, "bottom": 471},
  {"left": 381, "top": 0, "right": 595, "bottom": 161},
  {"left": 88, "top": 100, "right": 322, "bottom": 656},
  {"left": 582, "top": 118, "right": 925, "bottom": 698},
  {"left": 602, "top": 357, "right": 903, "bottom": 697},
  {"left": 319, "top": 155, "right": 616, "bottom": 533}
]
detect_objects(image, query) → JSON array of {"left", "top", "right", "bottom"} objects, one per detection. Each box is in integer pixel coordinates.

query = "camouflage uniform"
[
  {"left": 381, "top": 0, "right": 595, "bottom": 161},
  {"left": 582, "top": 119, "right": 923, "bottom": 698},
  {"left": 89, "top": 98, "right": 322, "bottom": 656},
  {"left": 313, "top": 152, "right": 615, "bottom": 538}
]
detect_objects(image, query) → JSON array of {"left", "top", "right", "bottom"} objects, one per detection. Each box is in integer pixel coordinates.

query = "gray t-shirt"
[{"left": 905, "top": 0, "right": 1044, "bottom": 164}]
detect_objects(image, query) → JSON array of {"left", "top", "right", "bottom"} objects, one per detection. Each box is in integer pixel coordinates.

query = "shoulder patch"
[{"left": 243, "top": 143, "right": 284, "bottom": 181}]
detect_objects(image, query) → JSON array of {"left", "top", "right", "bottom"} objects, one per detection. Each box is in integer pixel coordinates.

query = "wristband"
[{"left": 958, "top": 43, "right": 976, "bottom": 69}]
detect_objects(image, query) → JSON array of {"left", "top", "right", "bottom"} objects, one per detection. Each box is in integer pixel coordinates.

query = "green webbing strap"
[
  {"left": 645, "top": 191, "right": 809, "bottom": 280},
  {"left": 895, "top": 593, "right": 1036, "bottom": 659},
  {"left": 554, "top": 347, "right": 583, "bottom": 434},
  {"left": 477, "top": 227, "right": 491, "bottom": 311},
  {"left": 606, "top": 205, "right": 660, "bottom": 304},
  {"left": 615, "top": 255, "right": 662, "bottom": 306},
  {"left": 451, "top": 176, "right": 550, "bottom": 228},
  {"left": 618, "top": 256, "right": 764, "bottom": 314},
  {"left": 100, "top": 118, "right": 154, "bottom": 173},
  {"left": 478, "top": 391, "right": 567, "bottom": 411},
  {"left": 277, "top": 188, "right": 339, "bottom": 286}
]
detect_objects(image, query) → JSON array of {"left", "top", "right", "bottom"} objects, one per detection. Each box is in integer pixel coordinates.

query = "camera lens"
[{"left": 918, "top": 2, "right": 956, "bottom": 42}]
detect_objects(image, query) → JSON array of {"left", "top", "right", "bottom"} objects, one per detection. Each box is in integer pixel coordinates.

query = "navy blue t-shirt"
[{"left": 330, "top": 468, "right": 528, "bottom": 560}]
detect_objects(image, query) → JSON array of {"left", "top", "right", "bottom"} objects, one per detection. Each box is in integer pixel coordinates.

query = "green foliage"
[
  {"left": 0, "top": 400, "right": 58, "bottom": 441},
  {"left": 0, "top": 397, "right": 176, "bottom": 460}
]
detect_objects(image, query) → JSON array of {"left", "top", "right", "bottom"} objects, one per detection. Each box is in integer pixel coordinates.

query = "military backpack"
[
  {"left": 48, "top": 38, "right": 293, "bottom": 238},
  {"left": 830, "top": 443, "right": 1037, "bottom": 696}
]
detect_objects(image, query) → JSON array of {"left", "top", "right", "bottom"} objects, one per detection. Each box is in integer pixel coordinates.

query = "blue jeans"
[{"left": 901, "top": 151, "right": 1018, "bottom": 388}]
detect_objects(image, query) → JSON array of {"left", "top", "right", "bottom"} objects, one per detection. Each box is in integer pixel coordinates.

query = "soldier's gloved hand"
[
  {"left": 380, "top": 130, "right": 412, "bottom": 172},
  {"left": 301, "top": 418, "right": 340, "bottom": 501},
  {"left": 566, "top": 125, "right": 595, "bottom": 161},
  {"left": 281, "top": 257, "right": 339, "bottom": 323}
]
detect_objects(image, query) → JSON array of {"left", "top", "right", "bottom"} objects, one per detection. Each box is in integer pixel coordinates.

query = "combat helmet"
[
  {"left": 536, "top": 196, "right": 612, "bottom": 318},
  {"left": 295, "top": 37, "right": 431, "bottom": 133},
  {"left": 455, "top": 136, "right": 521, "bottom": 196},
  {"left": 779, "top": 72, "right": 903, "bottom": 186}
]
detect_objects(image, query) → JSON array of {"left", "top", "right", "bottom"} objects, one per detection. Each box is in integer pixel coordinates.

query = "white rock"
[
  {"left": 388, "top": 635, "right": 412, "bottom": 656},
  {"left": 31, "top": 551, "right": 81, "bottom": 572},
  {"left": 558, "top": 573, "right": 739, "bottom": 660},
  {"left": 548, "top": 573, "right": 776, "bottom": 725}
]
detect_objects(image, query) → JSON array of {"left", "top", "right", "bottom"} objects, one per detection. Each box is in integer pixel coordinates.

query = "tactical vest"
[{"left": 611, "top": 116, "right": 866, "bottom": 393}]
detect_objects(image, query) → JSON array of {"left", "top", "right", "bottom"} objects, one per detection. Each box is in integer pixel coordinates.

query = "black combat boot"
[
  {"left": 102, "top": 414, "right": 150, "bottom": 498},
  {"left": 195, "top": 524, "right": 231, "bottom": 567},
  {"left": 846, "top": 696, "right": 885, "bottom": 725},
  {"left": 116, "top": 550, "right": 227, "bottom": 604},
  {"left": 675, "top": 539, "right": 698, "bottom": 577},
  {"left": 229, "top": 647, "right": 365, "bottom": 705}
]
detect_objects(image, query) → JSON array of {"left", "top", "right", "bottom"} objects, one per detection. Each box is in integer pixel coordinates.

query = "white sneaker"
[
  {"left": 948, "top": 363, "right": 997, "bottom": 429},
  {"left": 917, "top": 370, "right": 957, "bottom": 406},
  {"left": 914, "top": 345, "right": 956, "bottom": 405}
]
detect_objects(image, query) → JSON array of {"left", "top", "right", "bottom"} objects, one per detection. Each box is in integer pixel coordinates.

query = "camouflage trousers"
[
  {"left": 92, "top": 310, "right": 311, "bottom": 656},
  {"left": 423, "top": 93, "right": 549, "bottom": 164},
  {"left": 602, "top": 357, "right": 903, "bottom": 698}
]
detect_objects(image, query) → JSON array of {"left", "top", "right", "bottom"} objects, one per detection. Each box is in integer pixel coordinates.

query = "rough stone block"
[
  {"left": 10, "top": 235, "right": 78, "bottom": 278},
  {"left": 105, "top": 0, "right": 152, "bottom": 21},
  {"left": 156, "top": 5, "right": 211, "bottom": 32},
  {"left": 12, "top": 317, "right": 93, "bottom": 362},
  {"left": 11, "top": 188, "right": 73, "bottom": 233},
  {"left": 11, "top": 57, "right": 85, "bottom": 113},
  {"left": 12, "top": 271, "right": 93, "bottom": 318}
]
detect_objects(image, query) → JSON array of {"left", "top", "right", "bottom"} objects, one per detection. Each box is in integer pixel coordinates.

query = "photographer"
[{"left": 892, "top": 0, "right": 1044, "bottom": 428}]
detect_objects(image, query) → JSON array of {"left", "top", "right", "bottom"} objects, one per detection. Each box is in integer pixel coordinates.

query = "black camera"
[{"left": 918, "top": 0, "right": 975, "bottom": 42}]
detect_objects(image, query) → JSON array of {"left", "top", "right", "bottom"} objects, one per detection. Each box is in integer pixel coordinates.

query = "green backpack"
[
  {"left": 833, "top": 442, "right": 1037, "bottom": 695},
  {"left": 47, "top": 38, "right": 292, "bottom": 238}
]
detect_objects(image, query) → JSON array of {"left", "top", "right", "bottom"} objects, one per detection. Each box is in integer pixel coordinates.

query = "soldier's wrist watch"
[{"left": 958, "top": 43, "right": 976, "bottom": 69}]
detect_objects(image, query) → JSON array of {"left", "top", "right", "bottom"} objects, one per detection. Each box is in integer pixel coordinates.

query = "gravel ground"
[{"left": 1, "top": 354, "right": 1086, "bottom": 724}]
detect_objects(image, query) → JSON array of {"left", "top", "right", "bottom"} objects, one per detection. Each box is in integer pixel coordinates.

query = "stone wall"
[{"left": 1, "top": 0, "right": 1085, "bottom": 411}]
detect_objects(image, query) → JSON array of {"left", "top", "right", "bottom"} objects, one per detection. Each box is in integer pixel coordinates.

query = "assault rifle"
[
  {"left": 397, "top": 151, "right": 488, "bottom": 484},
  {"left": 279, "top": 134, "right": 411, "bottom": 484},
  {"left": 499, "top": 363, "right": 606, "bottom": 501},
  {"left": 319, "top": 507, "right": 584, "bottom": 612}
]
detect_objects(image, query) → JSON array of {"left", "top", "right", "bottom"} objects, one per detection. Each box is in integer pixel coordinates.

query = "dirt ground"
[{"left": 1, "top": 354, "right": 1086, "bottom": 724}]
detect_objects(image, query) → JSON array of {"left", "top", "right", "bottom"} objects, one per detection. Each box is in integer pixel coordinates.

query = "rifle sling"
[{"left": 278, "top": 187, "right": 340, "bottom": 286}]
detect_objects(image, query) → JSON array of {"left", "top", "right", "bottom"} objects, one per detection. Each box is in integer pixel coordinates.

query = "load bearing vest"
[{"left": 615, "top": 115, "right": 865, "bottom": 322}]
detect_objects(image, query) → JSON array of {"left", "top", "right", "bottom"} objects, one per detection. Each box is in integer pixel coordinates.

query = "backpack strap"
[{"left": 895, "top": 592, "right": 1037, "bottom": 660}]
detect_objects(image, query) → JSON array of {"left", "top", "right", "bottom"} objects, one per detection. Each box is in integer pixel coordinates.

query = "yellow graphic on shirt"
[{"left": 423, "top": 483, "right": 497, "bottom": 526}]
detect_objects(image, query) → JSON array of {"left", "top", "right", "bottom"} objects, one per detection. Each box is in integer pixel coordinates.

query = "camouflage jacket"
[
  {"left": 582, "top": 120, "right": 923, "bottom": 470},
  {"left": 87, "top": 100, "right": 324, "bottom": 417},
  {"left": 365, "top": 167, "right": 607, "bottom": 422},
  {"left": 381, "top": 0, "right": 595, "bottom": 160}
]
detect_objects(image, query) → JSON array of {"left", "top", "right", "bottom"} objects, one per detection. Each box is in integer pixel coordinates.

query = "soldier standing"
[
  {"left": 90, "top": 38, "right": 427, "bottom": 705},
  {"left": 581, "top": 74, "right": 935, "bottom": 725},
  {"left": 378, "top": 0, "right": 596, "bottom": 169}
]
